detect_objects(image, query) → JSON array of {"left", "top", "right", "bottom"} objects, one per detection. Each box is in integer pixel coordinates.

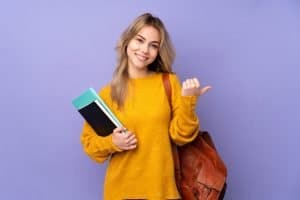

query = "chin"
[{"left": 133, "top": 62, "right": 148, "bottom": 69}]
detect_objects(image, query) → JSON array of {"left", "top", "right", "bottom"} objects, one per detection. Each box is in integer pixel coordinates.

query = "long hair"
[{"left": 111, "top": 13, "right": 176, "bottom": 109}]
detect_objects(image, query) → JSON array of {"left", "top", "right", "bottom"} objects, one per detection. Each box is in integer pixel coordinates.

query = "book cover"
[{"left": 72, "top": 88, "right": 122, "bottom": 137}]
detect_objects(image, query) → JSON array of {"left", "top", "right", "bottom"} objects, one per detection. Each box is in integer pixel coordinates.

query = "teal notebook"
[{"left": 72, "top": 88, "right": 123, "bottom": 136}]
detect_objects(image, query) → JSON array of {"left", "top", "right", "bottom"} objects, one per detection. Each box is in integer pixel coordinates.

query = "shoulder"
[
  {"left": 168, "top": 72, "right": 179, "bottom": 80},
  {"left": 99, "top": 83, "right": 111, "bottom": 99},
  {"left": 168, "top": 73, "right": 181, "bottom": 85}
]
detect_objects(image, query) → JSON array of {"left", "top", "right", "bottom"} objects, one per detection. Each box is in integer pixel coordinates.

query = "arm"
[
  {"left": 80, "top": 86, "right": 122, "bottom": 163},
  {"left": 168, "top": 74, "right": 211, "bottom": 145},
  {"left": 80, "top": 85, "right": 138, "bottom": 163},
  {"left": 80, "top": 122, "right": 122, "bottom": 163}
]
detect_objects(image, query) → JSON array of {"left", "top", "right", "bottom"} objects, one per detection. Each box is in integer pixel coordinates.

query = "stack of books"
[{"left": 72, "top": 88, "right": 123, "bottom": 137}]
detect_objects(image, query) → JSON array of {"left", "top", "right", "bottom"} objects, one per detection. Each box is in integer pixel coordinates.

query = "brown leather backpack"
[{"left": 162, "top": 73, "right": 227, "bottom": 200}]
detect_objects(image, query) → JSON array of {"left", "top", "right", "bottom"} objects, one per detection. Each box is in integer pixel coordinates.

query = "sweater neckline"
[{"left": 129, "top": 72, "right": 160, "bottom": 82}]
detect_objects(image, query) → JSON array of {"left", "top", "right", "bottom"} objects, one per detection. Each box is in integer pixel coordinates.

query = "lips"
[{"left": 135, "top": 53, "right": 148, "bottom": 62}]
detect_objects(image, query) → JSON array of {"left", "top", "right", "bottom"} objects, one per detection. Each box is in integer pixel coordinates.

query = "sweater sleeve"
[
  {"left": 80, "top": 122, "right": 122, "bottom": 163},
  {"left": 168, "top": 74, "right": 200, "bottom": 145},
  {"left": 80, "top": 86, "right": 122, "bottom": 163}
]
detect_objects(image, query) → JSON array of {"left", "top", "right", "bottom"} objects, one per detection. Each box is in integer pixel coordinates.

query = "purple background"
[{"left": 0, "top": 1, "right": 299, "bottom": 199}]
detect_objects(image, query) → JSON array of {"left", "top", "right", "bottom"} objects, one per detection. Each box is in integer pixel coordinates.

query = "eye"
[
  {"left": 135, "top": 38, "right": 143, "bottom": 43},
  {"left": 150, "top": 44, "right": 159, "bottom": 49}
]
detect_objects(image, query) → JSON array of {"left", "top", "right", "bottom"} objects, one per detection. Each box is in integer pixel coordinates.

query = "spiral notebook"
[{"left": 72, "top": 88, "right": 123, "bottom": 137}]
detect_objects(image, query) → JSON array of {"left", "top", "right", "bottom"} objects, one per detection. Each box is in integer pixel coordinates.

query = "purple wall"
[{"left": 1, "top": 1, "right": 299, "bottom": 199}]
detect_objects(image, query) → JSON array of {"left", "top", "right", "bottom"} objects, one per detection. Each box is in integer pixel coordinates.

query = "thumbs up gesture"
[{"left": 181, "top": 78, "right": 212, "bottom": 97}]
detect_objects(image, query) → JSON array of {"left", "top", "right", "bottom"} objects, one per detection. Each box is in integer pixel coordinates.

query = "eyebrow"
[{"left": 136, "top": 34, "right": 160, "bottom": 44}]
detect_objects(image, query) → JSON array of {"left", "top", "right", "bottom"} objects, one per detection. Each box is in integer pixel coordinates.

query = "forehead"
[{"left": 136, "top": 26, "right": 161, "bottom": 42}]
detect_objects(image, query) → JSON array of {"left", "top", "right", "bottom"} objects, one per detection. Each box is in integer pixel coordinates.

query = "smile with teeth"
[{"left": 135, "top": 53, "right": 148, "bottom": 61}]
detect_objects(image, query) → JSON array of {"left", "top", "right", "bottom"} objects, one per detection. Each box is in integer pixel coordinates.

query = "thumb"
[
  {"left": 113, "top": 127, "right": 126, "bottom": 134},
  {"left": 199, "top": 86, "right": 212, "bottom": 96}
]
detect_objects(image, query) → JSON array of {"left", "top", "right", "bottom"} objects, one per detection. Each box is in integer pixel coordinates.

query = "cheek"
[
  {"left": 126, "top": 44, "right": 135, "bottom": 57},
  {"left": 127, "top": 41, "right": 139, "bottom": 52},
  {"left": 150, "top": 50, "right": 159, "bottom": 60}
]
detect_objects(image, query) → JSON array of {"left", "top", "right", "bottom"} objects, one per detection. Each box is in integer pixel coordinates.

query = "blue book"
[{"left": 72, "top": 88, "right": 123, "bottom": 137}]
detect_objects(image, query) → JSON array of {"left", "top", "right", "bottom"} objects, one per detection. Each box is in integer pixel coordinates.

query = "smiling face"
[{"left": 126, "top": 25, "right": 161, "bottom": 77}]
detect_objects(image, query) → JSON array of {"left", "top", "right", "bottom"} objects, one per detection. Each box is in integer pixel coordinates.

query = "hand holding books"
[
  {"left": 111, "top": 127, "right": 138, "bottom": 150},
  {"left": 72, "top": 88, "right": 138, "bottom": 150}
]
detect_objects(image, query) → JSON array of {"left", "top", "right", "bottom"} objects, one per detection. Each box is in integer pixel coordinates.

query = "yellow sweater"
[{"left": 80, "top": 73, "right": 199, "bottom": 200}]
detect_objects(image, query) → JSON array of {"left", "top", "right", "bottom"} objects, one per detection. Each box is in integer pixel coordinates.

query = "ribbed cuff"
[{"left": 105, "top": 135, "right": 123, "bottom": 153}]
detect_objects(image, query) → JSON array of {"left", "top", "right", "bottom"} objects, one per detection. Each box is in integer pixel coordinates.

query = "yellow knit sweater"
[{"left": 80, "top": 73, "right": 199, "bottom": 200}]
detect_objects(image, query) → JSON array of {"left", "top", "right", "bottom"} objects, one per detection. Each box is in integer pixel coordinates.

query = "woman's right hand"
[{"left": 111, "top": 127, "right": 138, "bottom": 151}]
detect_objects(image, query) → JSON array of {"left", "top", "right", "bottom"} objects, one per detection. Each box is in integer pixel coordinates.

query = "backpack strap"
[
  {"left": 162, "top": 73, "right": 172, "bottom": 107},
  {"left": 162, "top": 73, "right": 182, "bottom": 191}
]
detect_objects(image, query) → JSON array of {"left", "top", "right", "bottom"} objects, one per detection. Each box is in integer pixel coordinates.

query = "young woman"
[{"left": 80, "top": 13, "right": 211, "bottom": 200}]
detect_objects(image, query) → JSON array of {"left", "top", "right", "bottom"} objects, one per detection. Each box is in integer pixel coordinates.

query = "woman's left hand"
[{"left": 181, "top": 78, "right": 212, "bottom": 97}]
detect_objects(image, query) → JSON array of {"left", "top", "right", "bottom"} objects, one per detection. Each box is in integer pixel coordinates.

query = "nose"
[{"left": 140, "top": 43, "right": 149, "bottom": 54}]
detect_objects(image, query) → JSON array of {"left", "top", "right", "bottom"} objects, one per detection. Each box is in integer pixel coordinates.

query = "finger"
[
  {"left": 190, "top": 78, "right": 199, "bottom": 88},
  {"left": 125, "top": 134, "right": 137, "bottom": 144},
  {"left": 124, "top": 130, "right": 133, "bottom": 135},
  {"left": 187, "top": 79, "right": 194, "bottom": 88},
  {"left": 124, "top": 143, "right": 137, "bottom": 150},
  {"left": 127, "top": 137, "right": 138, "bottom": 145},
  {"left": 127, "top": 133, "right": 136, "bottom": 141},
  {"left": 127, "top": 144, "right": 137, "bottom": 150},
  {"left": 182, "top": 80, "right": 188, "bottom": 89},
  {"left": 192, "top": 78, "right": 200, "bottom": 88},
  {"left": 123, "top": 134, "right": 131, "bottom": 141}
]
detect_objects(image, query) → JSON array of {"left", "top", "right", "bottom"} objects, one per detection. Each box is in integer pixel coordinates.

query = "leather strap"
[
  {"left": 162, "top": 73, "right": 182, "bottom": 190},
  {"left": 162, "top": 73, "right": 172, "bottom": 107}
]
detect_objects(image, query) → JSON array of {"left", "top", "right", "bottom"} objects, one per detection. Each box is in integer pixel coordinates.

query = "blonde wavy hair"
[{"left": 111, "top": 13, "right": 176, "bottom": 109}]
